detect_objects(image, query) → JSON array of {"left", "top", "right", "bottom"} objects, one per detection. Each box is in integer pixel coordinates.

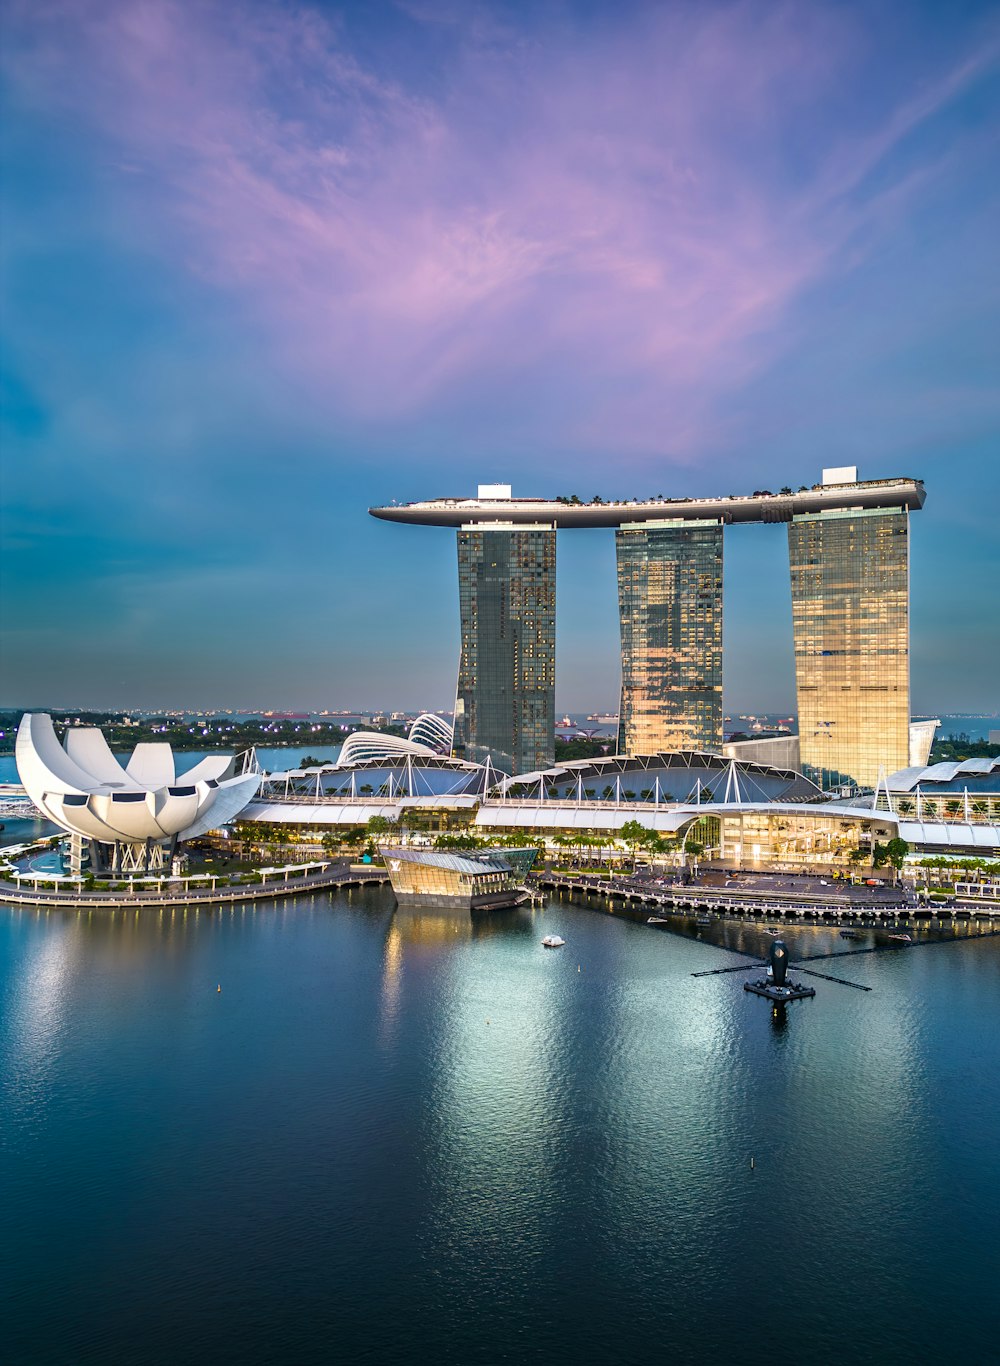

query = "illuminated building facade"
[
  {"left": 789, "top": 506, "right": 911, "bottom": 790},
  {"left": 380, "top": 846, "right": 528, "bottom": 910},
  {"left": 453, "top": 524, "right": 555, "bottom": 775},
  {"left": 616, "top": 520, "right": 723, "bottom": 754},
  {"left": 371, "top": 472, "right": 925, "bottom": 772}
]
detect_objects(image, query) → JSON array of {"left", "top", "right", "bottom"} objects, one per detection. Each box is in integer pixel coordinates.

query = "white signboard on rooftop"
[
  {"left": 822, "top": 466, "right": 858, "bottom": 486},
  {"left": 478, "top": 483, "right": 512, "bottom": 500}
]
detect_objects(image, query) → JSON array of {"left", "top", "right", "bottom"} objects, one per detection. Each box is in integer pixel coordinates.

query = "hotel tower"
[
  {"left": 616, "top": 519, "right": 724, "bottom": 755},
  {"left": 454, "top": 520, "right": 556, "bottom": 775},
  {"left": 371, "top": 469, "right": 925, "bottom": 786}
]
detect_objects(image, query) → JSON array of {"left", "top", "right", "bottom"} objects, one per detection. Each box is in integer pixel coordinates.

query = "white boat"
[{"left": 541, "top": 934, "right": 566, "bottom": 948}]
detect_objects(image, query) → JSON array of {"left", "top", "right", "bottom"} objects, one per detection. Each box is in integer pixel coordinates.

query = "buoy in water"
[
  {"left": 217, "top": 984, "right": 221, "bottom": 993},
  {"left": 750, "top": 1156, "right": 755, "bottom": 1169}
]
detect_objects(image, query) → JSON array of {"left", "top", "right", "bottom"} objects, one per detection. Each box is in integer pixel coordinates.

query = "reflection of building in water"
[{"left": 380, "top": 846, "right": 537, "bottom": 911}]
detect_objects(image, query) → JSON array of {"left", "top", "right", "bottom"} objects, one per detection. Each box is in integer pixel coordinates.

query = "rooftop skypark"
[{"left": 369, "top": 472, "right": 926, "bottom": 529}]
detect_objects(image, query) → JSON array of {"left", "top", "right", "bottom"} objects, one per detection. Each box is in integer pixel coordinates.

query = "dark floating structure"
[{"left": 744, "top": 939, "right": 816, "bottom": 1003}]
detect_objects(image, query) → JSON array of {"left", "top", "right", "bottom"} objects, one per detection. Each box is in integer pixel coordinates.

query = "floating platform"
[{"left": 744, "top": 977, "right": 816, "bottom": 1002}]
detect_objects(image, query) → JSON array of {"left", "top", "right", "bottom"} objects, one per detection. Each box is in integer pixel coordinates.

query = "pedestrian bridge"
[{"left": 0, "top": 783, "right": 39, "bottom": 819}]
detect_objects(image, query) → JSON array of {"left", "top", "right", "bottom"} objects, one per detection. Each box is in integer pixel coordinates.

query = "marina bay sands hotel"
[{"left": 370, "top": 468, "right": 926, "bottom": 790}]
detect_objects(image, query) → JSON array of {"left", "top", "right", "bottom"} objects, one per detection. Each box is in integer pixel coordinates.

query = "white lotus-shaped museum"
[{"left": 16, "top": 713, "right": 260, "bottom": 847}]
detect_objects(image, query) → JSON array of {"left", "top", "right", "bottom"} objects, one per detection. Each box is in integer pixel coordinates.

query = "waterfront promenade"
[
  {"left": 536, "top": 870, "right": 1000, "bottom": 923},
  {"left": 0, "top": 864, "right": 390, "bottom": 911}
]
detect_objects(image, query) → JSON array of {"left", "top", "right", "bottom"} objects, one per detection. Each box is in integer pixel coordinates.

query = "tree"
[
  {"left": 434, "top": 832, "right": 478, "bottom": 850},
  {"left": 620, "top": 819, "right": 657, "bottom": 867},
  {"left": 886, "top": 837, "right": 910, "bottom": 876},
  {"left": 366, "top": 815, "right": 393, "bottom": 843}
]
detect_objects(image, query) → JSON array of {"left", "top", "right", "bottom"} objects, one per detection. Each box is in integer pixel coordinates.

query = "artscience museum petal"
[{"left": 16, "top": 713, "right": 260, "bottom": 872}]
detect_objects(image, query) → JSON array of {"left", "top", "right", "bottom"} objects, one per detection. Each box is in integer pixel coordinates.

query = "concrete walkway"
[{"left": 0, "top": 867, "right": 390, "bottom": 910}]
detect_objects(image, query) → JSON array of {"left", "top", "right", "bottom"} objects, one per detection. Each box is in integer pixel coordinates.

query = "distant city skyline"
[{"left": 2, "top": 1, "right": 998, "bottom": 712}]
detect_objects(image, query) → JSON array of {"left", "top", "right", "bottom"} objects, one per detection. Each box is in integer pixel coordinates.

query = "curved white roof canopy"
[
  {"left": 888, "top": 756, "right": 1000, "bottom": 792},
  {"left": 338, "top": 730, "right": 438, "bottom": 766},
  {"left": 407, "top": 713, "right": 453, "bottom": 754},
  {"left": 16, "top": 713, "right": 259, "bottom": 845}
]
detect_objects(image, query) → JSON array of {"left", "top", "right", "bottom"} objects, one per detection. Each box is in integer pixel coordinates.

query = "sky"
[{"left": 1, "top": 0, "right": 998, "bottom": 716}]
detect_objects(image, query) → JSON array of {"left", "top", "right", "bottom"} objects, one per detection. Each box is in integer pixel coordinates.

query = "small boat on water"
[
  {"left": 888, "top": 932, "right": 912, "bottom": 943},
  {"left": 647, "top": 916, "right": 669, "bottom": 925},
  {"left": 695, "top": 914, "right": 713, "bottom": 927},
  {"left": 840, "top": 929, "right": 863, "bottom": 940},
  {"left": 541, "top": 934, "right": 566, "bottom": 948}
]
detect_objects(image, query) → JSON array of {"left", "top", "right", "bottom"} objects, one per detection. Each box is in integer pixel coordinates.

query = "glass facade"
[
  {"left": 453, "top": 526, "right": 556, "bottom": 775},
  {"left": 715, "top": 810, "right": 886, "bottom": 869},
  {"left": 381, "top": 846, "right": 522, "bottom": 908},
  {"left": 789, "top": 507, "right": 910, "bottom": 791},
  {"left": 616, "top": 520, "right": 723, "bottom": 756}
]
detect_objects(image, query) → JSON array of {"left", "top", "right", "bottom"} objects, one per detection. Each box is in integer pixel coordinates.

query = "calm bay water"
[{"left": 1, "top": 890, "right": 998, "bottom": 1364}]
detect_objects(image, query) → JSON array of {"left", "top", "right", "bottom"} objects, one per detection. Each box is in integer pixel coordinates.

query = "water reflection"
[{"left": 1, "top": 890, "right": 998, "bottom": 1362}]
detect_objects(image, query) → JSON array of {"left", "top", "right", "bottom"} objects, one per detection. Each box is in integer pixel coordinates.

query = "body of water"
[
  {"left": 929, "top": 714, "right": 998, "bottom": 741},
  {"left": 1, "top": 890, "right": 997, "bottom": 1363}
]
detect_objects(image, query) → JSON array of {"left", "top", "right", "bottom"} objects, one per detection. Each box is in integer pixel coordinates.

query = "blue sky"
[{"left": 2, "top": 0, "right": 998, "bottom": 714}]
